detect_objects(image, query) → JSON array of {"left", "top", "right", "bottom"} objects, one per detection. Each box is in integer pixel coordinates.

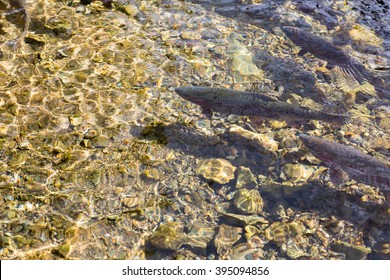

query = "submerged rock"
[
  {"left": 232, "top": 189, "right": 264, "bottom": 215},
  {"left": 214, "top": 224, "right": 242, "bottom": 256},
  {"left": 229, "top": 125, "right": 278, "bottom": 154},
  {"left": 216, "top": 202, "right": 269, "bottom": 226},
  {"left": 185, "top": 222, "right": 216, "bottom": 249},
  {"left": 280, "top": 163, "right": 314, "bottom": 184},
  {"left": 196, "top": 158, "right": 236, "bottom": 184},
  {"left": 330, "top": 240, "right": 371, "bottom": 260},
  {"left": 229, "top": 241, "right": 263, "bottom": 260},
  {"left": 235, "top": 166, "right": 257, "bottom": 189},
  {"left": 146, "top": 222, "right": 186, "bottom": 251},
  {"left": 265, "top": 222, "right": 305, "bottom": 245}
]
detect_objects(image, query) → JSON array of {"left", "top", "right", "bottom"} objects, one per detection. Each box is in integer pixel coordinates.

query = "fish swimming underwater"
[
  {"left": 299, "top": 134, "right": 390, "bottom": 199},
  {"left": 175, "top": 86, "right": 349, "bottom": 125},
  {"left": 282, "top": 26, "right": 388, "bottom": 100}
]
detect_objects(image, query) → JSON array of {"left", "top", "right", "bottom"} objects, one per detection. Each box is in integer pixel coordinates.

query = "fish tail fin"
[
  {"left": 348, "top": 61, "right": 386, "bottom": 98},
  {"left": 347, "top": 61, "right": 366, "bottom": 83},
  {"left": 333, "top": 66, "right": 360, "bottom": 93},
  {"left": 332, "top": 66, "right": 376, "bottom": 96}
]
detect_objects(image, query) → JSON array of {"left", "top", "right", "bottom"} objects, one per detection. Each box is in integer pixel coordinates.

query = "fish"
[
  {"left": 294, "top": 2, "right": 342, "bottom": 30},
  {"left": 175, "top": 86, "right": 349, "bottom": 125},
  {"left": 282, "top": 26, "right": 388, "bottom": 100},
  {"left": 299, "top": 134, "right": 390, "bottom": 199}
]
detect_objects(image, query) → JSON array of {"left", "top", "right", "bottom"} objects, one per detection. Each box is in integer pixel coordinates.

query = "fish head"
[
  {"left": 299, "top": 134, "right": 334, "bottom": 162},
  {"left": 282, "top": 26, "right": 299, "bottom": 39},
  {"left": 299, "top": 134, "right": 323, "bottom": 152},
  {"left": 174, "top": 86, "right": 212, "bottom": 107},
  {"left": 282, "top": 26, "right": 311, "bottom": 45},
  {"left": 298, "top": 134, "right": 313, "bottom": 147}
]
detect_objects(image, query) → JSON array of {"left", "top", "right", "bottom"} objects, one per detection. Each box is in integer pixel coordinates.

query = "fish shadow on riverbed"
[
  {"left": 141, "top": 123, "right": 389, "bottom": 229},
  {"left": 262, "top": 180, "right": 390, "bottom": 260},
  {"left": 252, "top": 49, "right": 347, "bottom": 108},
  {"left": 263, "top": 179, "right": 389, "bottom": 223},
  {"left": 149, "top": 122, "right": 270, "bottom": 173}
]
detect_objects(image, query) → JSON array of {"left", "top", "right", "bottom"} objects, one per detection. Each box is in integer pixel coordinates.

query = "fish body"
[
  {"left": 282, "top": 26, "right": 387, "bottom": 99},
  {"left": 175, "top": 86, "right": 349, "bottom": 125},
  {"left": 299, "top": 134, "right": 390, "bottom": 194},
  {"left": 283, "top": 26, "right": 350, "bottom": 66}
]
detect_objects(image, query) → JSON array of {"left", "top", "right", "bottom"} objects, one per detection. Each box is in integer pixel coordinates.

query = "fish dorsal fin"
[
  {"left": 298, "top": 48, "right": 308, "bottom": 56},
  {"left": 200, "top": 107, "right": 213, "bottom": 118},
  {"left": 250, "top": 91, "right": 279, "bottom": 102},
  {"left": 249, "top": 116, "right": 265, "bottom": 130}
]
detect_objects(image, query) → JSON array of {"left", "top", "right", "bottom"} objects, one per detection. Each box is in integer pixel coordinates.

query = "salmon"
[
  {"left": 175, "top": 86, "right": 349, "bottom": 125},
  {"left": 282, "top": 26, "right": 388, "bottom": 100},
  {"left": 299, "top": 134, "right": 390, "bottom": 196}
]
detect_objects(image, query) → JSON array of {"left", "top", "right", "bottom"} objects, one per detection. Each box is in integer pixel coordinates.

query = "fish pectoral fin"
[
  {"left": 298, "top": 48, "right": 308, "bottom": 56},
  {"left": 285, "top": 120, "right": 304, "bottom": 129},
  {"left": 325, "top": 62, "right": 335, "bottom": 70},
  {"left": 200, "top": 107, "right": 213, "bottom": 118},
  {"left": 315, "top": 65, "right": 330, "bottom": 75},
  {"left": 249, "top": 116, "right": 265, "bottom": 131},
  {"left": 331, "top": 66, "right": 362, "bottom": 94},
  {"left": 329, "top": 167, "right": 349, "bottom": 186}
]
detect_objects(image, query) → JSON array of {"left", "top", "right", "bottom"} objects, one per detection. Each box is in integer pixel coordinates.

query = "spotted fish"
[
  {"left": 299, "top": 134, "right": 390, "bottom": 199},
  {"left": 175, "top": 86, "right": 349, "bottom": 125},
  {"left": 282, "top": 26, "right": 388, "bottom": 100}
]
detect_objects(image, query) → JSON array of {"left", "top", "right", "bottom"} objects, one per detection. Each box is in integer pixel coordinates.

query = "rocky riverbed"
[{"left": 0, "top": 0, "right": 388, "bottom": 259}]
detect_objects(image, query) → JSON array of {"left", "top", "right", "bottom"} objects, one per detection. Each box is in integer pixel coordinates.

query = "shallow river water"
[{"left": 0, "top": 0, "right": 389, "bottom": 259}]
